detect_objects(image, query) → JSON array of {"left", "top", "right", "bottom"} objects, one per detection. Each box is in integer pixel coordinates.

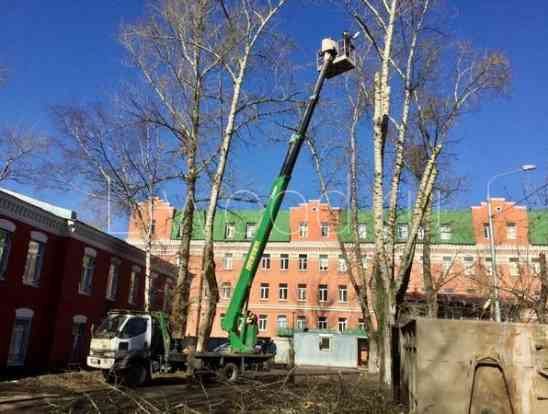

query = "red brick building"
[
  {"left": 0, "top": 189, "right": 175, "bottom": 374},
  {"left": 128, "top": 198, "right": 548, "bottom": 338}
]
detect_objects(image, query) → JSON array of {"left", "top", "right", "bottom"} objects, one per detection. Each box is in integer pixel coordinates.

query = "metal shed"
[{"left": 294, "top": 332, "right": 367, "bottom": 368}]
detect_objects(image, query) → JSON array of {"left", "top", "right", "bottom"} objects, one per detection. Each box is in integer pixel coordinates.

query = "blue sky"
[{"left": 1, "top": 1, "right": 547, "bottom": 232}]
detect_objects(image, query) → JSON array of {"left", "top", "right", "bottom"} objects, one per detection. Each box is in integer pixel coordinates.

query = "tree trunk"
[
  {"left": 170, "top": 174, "right": 196, "bottom": 340},
  {"left": 196, "top": 245, "right": 219, "bottom": 352},
  {"left": 422, "top": 195, "right": 437, "bottom": 317},
  {"left": 537, "top": 253, "right": 548, "bottom": 323},
  {"left": 144, "top": 240, "right": 152, "bottom": 312},
  {"left": 368, "top": 332, "right": 380, "bottom": 373}
]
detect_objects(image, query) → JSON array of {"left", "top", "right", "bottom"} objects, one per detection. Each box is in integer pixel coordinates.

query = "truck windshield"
[{"left": 94, "top": 315, "right": 127, "bottom": 339}]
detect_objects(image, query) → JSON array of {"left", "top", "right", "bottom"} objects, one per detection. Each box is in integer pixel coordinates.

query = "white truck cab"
[{"left": 87, "top": 311, "right": 165, "bottom": 386}]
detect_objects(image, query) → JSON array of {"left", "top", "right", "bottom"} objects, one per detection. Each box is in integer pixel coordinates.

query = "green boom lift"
[{"left": 221, "top": 33, "right": 357, "bottom": 352}]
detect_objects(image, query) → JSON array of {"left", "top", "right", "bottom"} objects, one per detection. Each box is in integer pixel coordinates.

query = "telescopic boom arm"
[{"left": 221, "top": 33, "right": 356, "bottom": 352}]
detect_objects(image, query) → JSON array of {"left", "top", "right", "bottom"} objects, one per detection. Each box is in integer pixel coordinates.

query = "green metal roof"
[
  {"left": 170, "top": 207, "right": 476, "bottom": 244},
  {"left": 338, "top": 209, "right": 476, "bottom": 245},
  {"left": 171, "top": 209, "right": 290, "bottom": 242},
  {"left": 528, "top": 210, "right": 548, "bottom": 245}
]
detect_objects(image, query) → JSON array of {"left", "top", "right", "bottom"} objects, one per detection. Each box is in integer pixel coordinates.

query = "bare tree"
[
  {"left": 0, "top": 127, "right": 48, "bottom": 185},
  {"left": 121, "top": 0, "right": 293, "bottom": 349},
  {"left": 120, "top": 0, "right": 224, "bottom": 339},
  {"left": 315, "top": 0, "right": 513, "bottom": 385},
  {"left": 194, "top": 0, "right": 289, "bottom": 352},
  {"left": 51, "top": 104, "right": 177, "bottom": 310}
]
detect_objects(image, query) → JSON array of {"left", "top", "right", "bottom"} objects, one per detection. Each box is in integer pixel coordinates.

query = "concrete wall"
[
  {"left": 398, "top": 318, "right": 548, "bottom": 414},
  {"left": 294, "top": 332, "right": 363, "bottom": 368}
]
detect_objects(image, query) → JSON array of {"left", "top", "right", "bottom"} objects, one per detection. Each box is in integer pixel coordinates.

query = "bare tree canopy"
[{"left": 0, "top": 126, "right": 48, "bottom": 185}]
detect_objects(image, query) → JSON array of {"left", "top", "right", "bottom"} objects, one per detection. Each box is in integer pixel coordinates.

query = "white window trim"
[
  {"left": 0, "top": 219, "right": 16, "bottom": 232},
  {"left": 84, "top": 247, "right": 97, "bottom": 257},
  {"left": 106, "top": 260, "right": 119, "bottom": 301},
  {"left": 16, "top": 308, "right": 34, "bottom": 318},
  {"left": 258, "top": 315, "right": 267, "bottom": 332},
  {"left": 30, "top": 231, "right": 48, "bottom": 243},
  {"left": 8, "top": 308, "right": 34, "bottom": 366},
  {"left": 23, "top": 239, "right": 45, "bottom": 287},
  {"left": 73, "top": 314, "right": 88, "bottom": 324}
]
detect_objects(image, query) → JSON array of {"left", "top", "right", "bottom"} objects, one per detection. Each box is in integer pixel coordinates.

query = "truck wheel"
[
  {"left": 102, "top": 370, "right": 116, "bottom": 384},
  {"left": 221, "top": 362, "right": 239, "bottom": 383},
  {"left": 125, "top": 363, "right": 148, "bottom": 387}
]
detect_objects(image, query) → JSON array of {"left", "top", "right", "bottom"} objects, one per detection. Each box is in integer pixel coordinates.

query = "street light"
[{"left": 487, "top": 164, "right": 536, "bottom": 322}]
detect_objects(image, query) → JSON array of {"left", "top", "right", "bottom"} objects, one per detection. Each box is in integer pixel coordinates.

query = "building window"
[
  {"left": 297, "top": 284, "right": 307, "bottom": 301},
  {"left": 23, "top": 240, "right": 46, "bottom": 287},
  {"left": 0, "top": 226, "right": 13, "bottom": 280},
  {"left": 296, "top": 316, "right": 307, "bottom": 330},
  {"left": 224, "top": 253, "right": 233, "bottom": 270},
  {"left": 506, "top": 223, "right": 517, "bottom": 240},
  {"left": 440, "top": 225, "right": 451, "bottom": 241},
  {"left": 358, "top": 223, "right": 367, "bottom": 239},
  {"left": 78, "top": 248, "right": 96, "bottom": 295},
  {"left": 483, "top": 224, "right": 490, "bottom": 240},
  {"left": 277, "top": 315, "right": 288, "bottom": 329},
  {"left": 280, "top": 254, "right": 289, "bottom": 270},
  {"left": 338, "top": 285, "right": 348, "bottom": 303},
  {"left": 531, "top": 257, "right": 541, "bottom": 274},
  {"left": 70, "top": 315, "right": 87, "bottom": 363},
  {"left": 260, "top": 283, "right": 269, "bottom": 299},
  {"left": 509, "top": 257, "right": 519, "bottom": 277},
  {"left": 219, "top": 313, "right": 225, "bottom": 328},
  {"left": 261, "top": 254, "right": 271, "bottom": 270},
  {"left": 321, "top": 222, "right": 329, "bottom": 238},
  {"left": 417, "top": 226, "right": 424, "bottom": 240},
  {"left": 442, "top": 256, "right": 452, "bottom": 272},
  {"left": 221, "top": 282, "right": 232, "bottom": 299},
  {"left": 361, "top": 256, "right": 368, "bottom": 270},
  {"left": 319, "top": 255, "right": 329, "bottom": 272},
  {"left": 106, "top": 258, "right": 120, "bottom": 301},
  {"left": 319, "top": 284, "right": 328, "bottom": 303},
  {"left": 8, "top": 308, "right": 33, "bottom": 366},
  {"left": 317, "top": 317, "right": 328, "bottom": 330},
  {"left": 338, "top": 318, "right": 348, "bottom": 333},
  {"left": 484, "top": 257, "right": 493, "bottom": 275},
  {"left": 338, "top": 255, "right": 347, "bottom": 272},
  {"left": 150, "top": 220, "right": 156, "bottom": 235},
  {"left": 258, "top": 315, "right": 267, "bottom": 332},
  {"left": 298, "top": 254, "right": 308, "bottom": 271},
  {"left": 225, "top": 223, "right": 235, "bottom": 239},
  {"left": 358, "top": 319, "right": 365, "bottom": 331},
  {"left": 319, "top": 335, "right": 331, "bottom": 351},
  {"left": 128, "top": 266, "right": 140, "bottom": 305},
  {"left": 245, "top": 223, "right": 256, "bottom": 239},
  {"left": 299, "top": 222, "right": 308, "bottom": 239},
  {"left": 463, "top": 256, "right": 474, "bottom": 276},
  {"left": 279, "top": 283, "right": 288, "bottom": 300},
  {"left": 398, "top": 224, "right": 409, "bottom": 241}
]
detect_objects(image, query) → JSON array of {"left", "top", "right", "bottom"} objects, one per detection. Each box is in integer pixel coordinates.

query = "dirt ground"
[{"left": 0, "top": 368, "right": 407, "bottom": 413}]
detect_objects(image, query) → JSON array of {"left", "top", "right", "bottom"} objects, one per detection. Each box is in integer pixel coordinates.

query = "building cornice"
[{"left": 0, "top": 190, "right": 68, "bottom": 236}]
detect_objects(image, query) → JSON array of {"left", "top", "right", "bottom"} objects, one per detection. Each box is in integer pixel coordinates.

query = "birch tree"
[
  {"left": 194, "top": 0, "right": 289, "bottom": 352},
  {"left": 120, "top": 0, "right": 224, "bottom": 339},
  {"left": 338, "top": 0, "right": 511, "bottom": 385},
  {"left": 121, "top": 0, "right": 292, "bottom": 348},
  {"left": 51, "top": 105, "right": 176, "bottom": 310}
]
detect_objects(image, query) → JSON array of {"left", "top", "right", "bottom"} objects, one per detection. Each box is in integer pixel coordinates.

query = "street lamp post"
[{"left": 487, "top": 164, "right": 536, "bottom": 322}]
